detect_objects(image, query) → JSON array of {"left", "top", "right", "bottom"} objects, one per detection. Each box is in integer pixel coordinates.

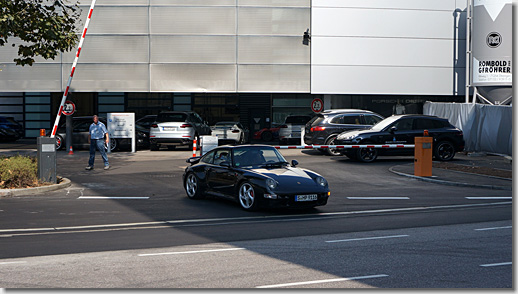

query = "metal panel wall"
[
  {"left": 63, "top": 64, "right": 150, "bottom": 92},
  {"left": 150, "top": 36, "right": 236, "bottom": 63}
]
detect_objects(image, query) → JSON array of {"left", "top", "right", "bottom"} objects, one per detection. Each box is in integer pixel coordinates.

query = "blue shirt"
[{"left": 89, "top": 121, "right": 107, "bottom": 140}]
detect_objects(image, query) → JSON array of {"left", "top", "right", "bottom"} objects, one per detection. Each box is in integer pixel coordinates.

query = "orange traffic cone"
[{"left": 68, "top": 146, "right": 74, "bottom": 155}]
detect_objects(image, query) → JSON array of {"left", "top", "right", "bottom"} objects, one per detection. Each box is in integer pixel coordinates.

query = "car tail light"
[
  {"left": 310, "top": 126, "right": 326, "bottom": 132},
  {"left": 151, "top": 124, "right": 158, "bottom": 128},
  {"left": 180, "top": 124, "right": 193, "bottom": 128},
  {"left": 456, "top": 131, "right": 463, "bottom": 136},
  {"left": 279, "top": 125, "right": 288, "bottom": 128}
]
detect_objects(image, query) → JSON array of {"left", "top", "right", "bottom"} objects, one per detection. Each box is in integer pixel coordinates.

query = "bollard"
[
  {"left": 192, "top": 139, "right": 197, "bottom": 157},
  {"left": 37, "top": 137, "right": 57, "bottom": 184},
  {"left": 414, "top": 136, "right": 433, "bottom": 177}
]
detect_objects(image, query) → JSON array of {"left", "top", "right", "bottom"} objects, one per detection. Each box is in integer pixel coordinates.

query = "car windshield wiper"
[{"left": 259, "top": 161, "right": 290, "bottom": 168}]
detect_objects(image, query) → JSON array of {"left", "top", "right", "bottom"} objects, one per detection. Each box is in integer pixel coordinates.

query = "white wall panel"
[
  {"left": 150, "top": 7, "right": 236, "bottom": 35},
  {"left": 0, "top": 38, "right": 61, "bottom": 63},
  {"left": 151, "top": 0, "right": 235, "bottom": 6},
  {"left": 312, "top": 37, "right": 454, "bottom": 67},
  {"left": 238, "top": 36, "right": 309, "bottom": 64},
  {"left": 150, "top": 64, "right": 236, "bottom": 92},
  {"left": 63, "top": 64, "right": 149, "bottom": 92},
  {"left": 312, "top": 0, "right": 454, "bottom": 10},
  {"left": 150, "top": 36, "right": 236, "bottom": 63},
  {"left": 94, "top": 0, "right": 148, "bottom": 5},
  {"left": 83, "top": 6, "right": 149, "bottom": 34},
  {"left": 238, "top": 65, "right": 309, "bottom": 92},
  {"left": 239, "top": 0, "right": 309, "bottom": 7},
  {"left": 0, "top": 64, "right": 61, "bottom": 91},
  {"left": 238, "top": 7, "right": 309, "bottom": 35},
  {"left": 311, "top": 66, "right": 460, "bottom": 95},
  {"left": 312, "top": 8, "right": 454, "bottom": 39},
  {"left": 62, "top": 36, "right": 149, "bottom": 63}
]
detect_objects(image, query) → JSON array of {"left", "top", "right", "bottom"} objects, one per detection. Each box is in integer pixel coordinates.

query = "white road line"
[
  {"left": 326, "top": 235, "right": 409, "bottom": 243},
  {"left": 0, "top": 261, "right": 27, "bottom": 265},
  {"left": 480, "top": 262, "right": 512, "bottom": 267},
  {"left": 465, "top": 197, "right": 512, "bottom": 200},
  {"left": 475, "top": 226, "right": 512, "bottom": 231},
  {"left": 78, "top": 196, "right": 149, "bottom": 200},
  {"left": 138, "top": 247, "right": 245, "bottom": 257},
  {"left": 256, "top": 274, "right": 389, "bottom": 288},
  {"left": 347, "top": 197, "right": 410, "bottom": 200},
  {"left": 0, "top": 201, "right": 511, "bottom": 234}
]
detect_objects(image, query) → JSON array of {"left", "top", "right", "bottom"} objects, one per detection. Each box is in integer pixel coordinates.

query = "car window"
[
  {"left": 201, "top": 150, "right": 215, "bottom": 164},
  {"left": 213, "top": 149, "right": 230, "bottom": 165},
  {"left": 74, "top": 121, "right": 91, "bottom": 132},
  {"left": 309, "top": 115, "right": 324, "bottom": 126},
  {"left": 414, "top": 119, "right": 437, "bottom": 130},
  {"left": 237, "top": 123, "right": 244, "bottom": 129},
  {"left": 392, "top": 118, "right": 414, "bottom": 131},
  {"left": 233, "top": 147, "right": 285, "bottom": 168},
  {"left": 192, "top": 113, "right": 203, "bottom": 124},
  {"left": 364, "top": 115, "right": 383, "bottom": 125},
  {"left": 342, "top": 115, "right": 361, "bottom": 125},
  {"left": 157, "top": 113, "right": 187, "bottom": 122},
  {"left": 329, "top": 115, "right": 342, "bottom": 124}
]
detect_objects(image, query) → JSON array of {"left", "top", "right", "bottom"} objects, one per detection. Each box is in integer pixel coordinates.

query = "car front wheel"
[
  {"left": 238, "top": 182, "right": 259, "bottom": 211},
  {"left": 55, "top": 135, "right": 63, "bottom": 150},
  {"left": 434, "top": 141, "right": 456, "bottom": 161}
]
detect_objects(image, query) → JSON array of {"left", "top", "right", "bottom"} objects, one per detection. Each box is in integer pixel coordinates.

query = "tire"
[
  {"left": 150, "top": 143, "right": 159, "bottom": 151},
  {"left": 109, "top": 139, "right": 117, "bottom": 152},
  {"left": 324, "top": 136, "right": 341, "bottom": 156},
  {"left": 55, "top": 135, "right": 63, "bottom": 150},
  {"left": 185, "top": 173, "right": 204, "bottom": 199},
  {"left": 167, "top": 146, "right": 176, "bottom": 151},
  {"left": 261, "top": 131, "right": 273, "bottom": 142},
  {"left": 434, "top": 141, "right": 456, "bottom": 161},
  {"left": 238, "top": 182, "right": 260, "bottom": 211},
  {"left": 356, "top": 144, "right": 378, "bottom": 163}
]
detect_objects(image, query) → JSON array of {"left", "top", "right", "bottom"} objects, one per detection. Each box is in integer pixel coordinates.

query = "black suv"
[
  {"left": 335, "top": 115, "right": 465, "bottom": 163},
  {"left": 304, "top": 109, "right": 384, "bottom": 156}
]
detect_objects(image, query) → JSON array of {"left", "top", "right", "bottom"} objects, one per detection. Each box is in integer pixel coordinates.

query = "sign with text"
[{"left": 108, "top": 113, "right": 135, "bottom": 139}]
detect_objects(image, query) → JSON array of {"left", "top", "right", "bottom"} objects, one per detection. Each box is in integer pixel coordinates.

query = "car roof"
[
  {"left": 320, "top": 109, "right": 376, "bottom": 115},
  {"left": 390, "top": 114, "right": 441, "bottom": 119}
]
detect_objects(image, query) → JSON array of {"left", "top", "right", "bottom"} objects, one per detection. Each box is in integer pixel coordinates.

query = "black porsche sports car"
[{"left": 183, "top": 145, "right": 330, "bottom": 211}]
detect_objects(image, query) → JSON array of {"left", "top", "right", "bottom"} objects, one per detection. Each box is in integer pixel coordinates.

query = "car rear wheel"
[
  {"left": 434, "top": 141, "right": 456, "bottom": 161},
  {"left": 261, "top": 131, "right": 273, "bottom": 142},
  {"left": 356, "top": 146, "right": 378, "bottom": 163},
  {"left": 325, "top": 136, "right": 341, "bottom": 156},
  {"left": 150, "top": 143, "right": 159, "bottom": 151},
  {"left": 185, "top": 173, "right": 204, "bottom": 199},
  {"left": 238, "top": 182, "right": 259, "bottom": 211},
  {"left": 55, "top": 135, "right": 63, "bottom": 150}
]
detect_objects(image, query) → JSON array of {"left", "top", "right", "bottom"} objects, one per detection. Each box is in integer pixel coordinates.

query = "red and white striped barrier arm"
[
  {"left": 274, "top": 144, "right": 415, "bottom": 149},
  {"left": 50, "top": 0, "right": 97, "bottom": 138}
]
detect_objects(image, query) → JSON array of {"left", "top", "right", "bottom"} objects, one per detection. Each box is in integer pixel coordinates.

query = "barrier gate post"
[{"left": 414, "top": 136, "right": 433, "bottom": 177}]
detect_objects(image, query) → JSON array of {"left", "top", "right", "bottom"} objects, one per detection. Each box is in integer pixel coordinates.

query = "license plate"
[
  {"left": 295, "top": 194, "right": 318, "bottom": 201},
  {"left": 163, "top": 127, "right": 177, "bottom": 131}
]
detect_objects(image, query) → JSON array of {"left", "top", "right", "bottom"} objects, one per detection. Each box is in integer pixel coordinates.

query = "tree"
[{"left": 0, "top": 0, "right": 81, "bottom": 66}]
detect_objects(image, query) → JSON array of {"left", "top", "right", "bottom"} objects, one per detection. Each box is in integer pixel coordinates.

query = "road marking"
[
  {"left": 0, "top": 261, "right": 27, "bottom": 265},
  {"left": 475, "top": 226, "right": 512, "bottom": 231},
  {"left": 0, "top": 201, "right": 511, "bottom": 235},
  {"left": 256, "top": 274, "right": 389, "bottom": 288},
  {"left": 78, "top": 196, "right": 149, "bottom": 200},
  {"left": 465, "top": 197, "right": 512, "bottom": 200},
  {"left": 480, "top": 262, "right": 512, "bottom": 267},
  {"left": 326, "top": 235, "right": 409, "bottom": 243},
  {"left": 138, "top": 247, "right": 245, "bottom": 257},
  {"left": 347, "top": 197, "right": 410, "bottom": 200}
]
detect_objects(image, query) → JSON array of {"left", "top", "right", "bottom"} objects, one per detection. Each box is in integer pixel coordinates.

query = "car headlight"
[
  {"left": 266, "top": 178, "right": 278, "bottom": 190},
  {"left": 315, "top": 176, "right": 327, "bottom": 187}
]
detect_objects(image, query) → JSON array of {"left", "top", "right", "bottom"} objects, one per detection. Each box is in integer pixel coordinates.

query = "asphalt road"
[{"left": 0, "top": 148, "right": 512, "bottom": 288}]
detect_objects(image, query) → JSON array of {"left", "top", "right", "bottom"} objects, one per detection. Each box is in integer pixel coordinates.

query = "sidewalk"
[{"left": 390, "top": 153, "right": 512, "bottom": 191}]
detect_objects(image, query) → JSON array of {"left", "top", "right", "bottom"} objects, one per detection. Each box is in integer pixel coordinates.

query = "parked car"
[
  {"left": 136, "top": 115, "right": 157, "bottom": 130},
  {"left": 211, "top": 121, "right": 248, "bottom": 145},
  {"left": 278, "top": 115, "right": 313, "bottom": 145},
  {"left": 0, "top": 116, "right": 23, "bottom": 141},
  {"left": 149, "top": 111, "right": 211, "bottom": 151},
  {"left": 183, "top": 145, "right": 330, "bottom": 211},
  {"left": 304, "top": 109, "right": 384, "bottom": 156},
  {"left": 253, "top": 125, "right": 281, "bottom": 142},
  {"left": 53, "top": 116, "right": 148, "bottom": 151},
  {"left": 335, "top": 114, "right": 465, "bottom": 163}
]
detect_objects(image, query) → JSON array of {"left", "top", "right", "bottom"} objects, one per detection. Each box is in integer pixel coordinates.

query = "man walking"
[{"left": 85, "top": 115, "right": 110, "bottom": 170}]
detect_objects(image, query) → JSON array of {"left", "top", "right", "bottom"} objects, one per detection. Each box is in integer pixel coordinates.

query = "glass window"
[
  {"left": 414, "top": 118, "right": 436, "bottom": 130},
  {"left": 233, "top": 146, "right": 286, "bottom": 168},
  {"left": 392, "top": 118, "right": 413, "bottom": 131},
  {"left": 342, "top": 115, "right": 361, "bottom": 125},
  {"left": 201, "top": 150, "right": 215, "bottom": 164},
  {"left": 156, "top": 113, "right": 187, "bottom": 122},
  {"left": 213, "top": 149, "right": 230, "bottom": 165},
  {"left": 74, "top": 121, "right": 91, "bottom": 132},
  {"left": 364, "top": 115, "right": 383, "bottom": 125},
  {"left": 329, "top": 115, "right": 342, "bottom": 124}
]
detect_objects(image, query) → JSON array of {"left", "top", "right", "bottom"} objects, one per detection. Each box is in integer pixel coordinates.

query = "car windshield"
[
  {"left": 214, "top": 122, "right": 236, "bottom": 128},
  {"left": 370, "top": 116, "right": 401, "bottom": 131},
  {"left": 233, "top": 146, "right": 288, "bottom": 168},
  {"left": 156, "top": 113, "right": 187, "bottom": 123}
]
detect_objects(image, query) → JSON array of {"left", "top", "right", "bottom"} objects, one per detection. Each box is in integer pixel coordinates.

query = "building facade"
[{"left": 0, "top": 0, "right": 469, "bottom": 137}]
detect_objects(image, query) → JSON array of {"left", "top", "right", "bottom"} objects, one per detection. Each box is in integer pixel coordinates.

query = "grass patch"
[{"left": 0, "top": 155, "right": 49, "bottom": 189}]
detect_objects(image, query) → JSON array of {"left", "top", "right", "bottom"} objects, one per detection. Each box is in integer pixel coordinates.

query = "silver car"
[
  {"left": 210, "top": 121, "right": 248, "bottom": 144},
  {"left": 149, "top": 111, "right": 211, "bottom": 151},
  {"left": 278, "top": 115, "right": 313, "bottom": 145}
]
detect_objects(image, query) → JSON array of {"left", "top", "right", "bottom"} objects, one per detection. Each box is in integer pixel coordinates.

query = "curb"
[
  {"left": 0, "top": 178, "right": 72, "bottom": 198},
  {"left": 389, "top": 166, "right": 512, "bottom": 191}
]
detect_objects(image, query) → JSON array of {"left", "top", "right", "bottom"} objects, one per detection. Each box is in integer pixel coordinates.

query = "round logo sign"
[
  {"left": 311, "top": 98, "right": 324, "bottom": 113},
  {"left": 486, "top": 32, "right": 502, "bottom": 48},
  {"left": 62, "top": 101, "right": 75, "bottom": 116}
]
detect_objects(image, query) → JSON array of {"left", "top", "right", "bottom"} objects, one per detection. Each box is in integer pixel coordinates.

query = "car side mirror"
[
  {"left": 220, "top": 161, "right": 231, "bottom": 167},
  {"left": 291, "top": 160, "right": 299, "bottom": 167},
  {"left": 389, "top": 126, "right": 398, "bottom": 134},
  {"left": 186, "top": 157, "right": 201, "bottom": 165}
]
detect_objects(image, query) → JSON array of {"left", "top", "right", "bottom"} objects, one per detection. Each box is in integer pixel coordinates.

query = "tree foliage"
[{"left": 0, "top": 0, "right": 81, "bottom": 66}]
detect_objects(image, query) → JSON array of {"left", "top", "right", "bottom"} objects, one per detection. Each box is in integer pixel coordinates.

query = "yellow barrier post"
[{"left": 414, "top": 131, "right": 433, "bottom": 177}]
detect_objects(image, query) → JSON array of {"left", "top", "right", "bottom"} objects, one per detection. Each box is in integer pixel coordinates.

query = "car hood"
[{"left": 251, "top": 166, "right": 325, "bottom": 193}]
